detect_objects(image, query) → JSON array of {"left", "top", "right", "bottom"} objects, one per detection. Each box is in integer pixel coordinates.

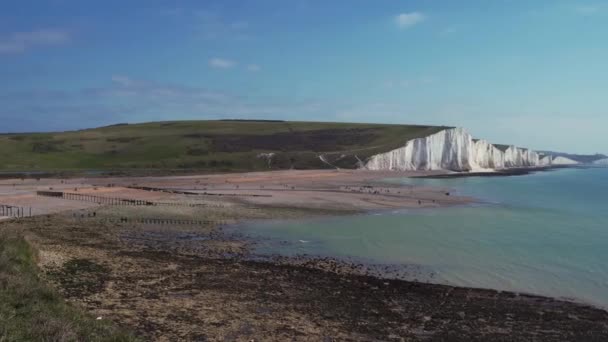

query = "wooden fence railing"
[
  {"left": 36, "top": 191, "right": 217, "bottom": 207},
  {"left": 127, "top": 186, "right": 272, "bottom": 198},
  {"left": 0, "top": 204, "right": 32, "bottom": 218},
  {"left": 107, "top": 217, "right": 225, "bottom": 226}
]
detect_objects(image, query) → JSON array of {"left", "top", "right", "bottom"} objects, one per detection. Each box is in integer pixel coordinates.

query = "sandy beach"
[{"left": 0, "top": 169, "right": 469, "bottom": 218}]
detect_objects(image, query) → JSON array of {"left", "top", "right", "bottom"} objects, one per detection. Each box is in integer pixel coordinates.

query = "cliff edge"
[{"left": 365, "top": 127, "right": 577, "bottom": 172}]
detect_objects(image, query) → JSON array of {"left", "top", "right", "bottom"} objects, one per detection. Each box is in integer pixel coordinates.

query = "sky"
[{"left": 0, "top": 0, "right": 606, "bottom": 154}]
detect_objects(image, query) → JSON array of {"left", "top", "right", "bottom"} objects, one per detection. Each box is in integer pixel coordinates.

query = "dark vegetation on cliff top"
[{"left": 0, "top": 120, "right": 446, "bottom": 171}]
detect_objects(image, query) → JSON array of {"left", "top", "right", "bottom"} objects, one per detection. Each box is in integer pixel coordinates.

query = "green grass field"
[
  {"left": 0, "top": 120, "right": 447, "bottom": 172},
  {"left": 0, "top": 229, "right": 136, "bottom": 341}
]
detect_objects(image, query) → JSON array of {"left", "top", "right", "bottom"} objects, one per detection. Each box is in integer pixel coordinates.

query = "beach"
[
  {"left": 0, "top": 169, "right": 470, "bottom": 217},
  {"left": 1, "top": 170, "right": 607, "bottom": 340}
]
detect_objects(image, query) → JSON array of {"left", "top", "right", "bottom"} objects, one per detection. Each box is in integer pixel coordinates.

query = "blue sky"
[{"left": 1, "top": 0, "right": 606, "bottom": 154}]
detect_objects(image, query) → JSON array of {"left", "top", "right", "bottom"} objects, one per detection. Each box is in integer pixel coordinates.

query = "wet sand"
[{"left": 1, "top": 170, "right": 607, "bottom": 340}]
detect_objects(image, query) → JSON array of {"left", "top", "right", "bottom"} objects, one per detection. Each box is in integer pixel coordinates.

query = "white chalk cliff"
[
  {"left": 365, "top": 127, "right": 559, "bottom": 172},
  {"left": 593, "top": 158, "right": 608, "bottom": 165},
  {"left": 551, "top": 156, "right": 579, "bottom": 165}
]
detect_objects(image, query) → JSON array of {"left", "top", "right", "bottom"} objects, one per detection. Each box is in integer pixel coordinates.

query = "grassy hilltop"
[{"left": 0, "top": 120, "right": 446, "bottom": 172}]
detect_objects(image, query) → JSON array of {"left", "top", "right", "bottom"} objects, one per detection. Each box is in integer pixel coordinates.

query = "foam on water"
[{"left": 242, "top": 168, "right": 608, "bottom": 308}]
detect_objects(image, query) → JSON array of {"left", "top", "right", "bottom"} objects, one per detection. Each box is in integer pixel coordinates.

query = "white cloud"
[
  {"left": 247, "top": 64, "right": 261, "bottom": 72},
  {"left": 420, "top": 76, "right": 436, "bottom": 84},
  {"left": 0, "top": 41, "right": 23, "bottom": 54},
  {"left": 111, "top": 75, "right": 136, "bottom": 87},
  {"left": 209, "top": 58, "right": 236, "bottom": 69},
  {"left": 395, "top": 12, "right": 426, "bottom": 29},
  {"left": 383, "top": 80, "right": 410, "bottom": 89},
  {"left": 382, "top": 76, "right": 436, "bottom": 89},
  {"left": 191, "top": 10, "right": 252, "bottom": 41},
  {"left": 0, "top": 29, "right": 70, "bottom": 54},
  {"left": 575, "top": 5, "right": 600, "bottom": 15},
  {"left": 439, "top": 27, "right": 457, "bottom": 36},
  {"left": 1, "top": 76, "right": 348, "bottom": 131},
  {"left": 102, "top": 75, "right": 231, "bottom": 103},
  {"left": 14, "top": 29, "right": 70, "bottom": 45}
]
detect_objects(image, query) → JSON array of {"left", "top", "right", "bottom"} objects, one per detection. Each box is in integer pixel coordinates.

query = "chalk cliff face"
[
  {"left": 365, "top": 128, "right": 474, "bottom": 171},
  {"left": 472, "top": 139, "right": 505, "bottom": 170},
  {"left": 365, "top": 127, "right": 553, "bottom": 172},
  {"left": 593, "top": 158, "right": 608, "bottom": 165},
  {"left": 552, "top": 156, "right": 579, "bottom": 165},
  {"left": 539, "top": 155, "right": 553, "bottom": 166}
]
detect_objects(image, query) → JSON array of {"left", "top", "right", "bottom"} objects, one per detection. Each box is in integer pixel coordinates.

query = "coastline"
[
  {"left": 233, "top": 207, "right": 608, "bottom": 311},
  {"left": 410, "top": 165, "right": 583, "bottom": 179},
  {"left": 1, "top": 169, "right": 607, "bottom": 340}
]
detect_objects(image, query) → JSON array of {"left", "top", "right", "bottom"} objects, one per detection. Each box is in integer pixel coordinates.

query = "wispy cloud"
[
  {"left": 575, "top": 5, "right": 601, "bottom": 15},
  {"left": 209, "top": 58, "right": 236, "bottom": 69},
  {"left": 159, "top": 7, "right": 185, "bottom": 17},
  {"left": 193, "top": 10, "right": 251, "bottom": 40},
  {"left": 382, "top": 76, "right": 436, "bottom": 89},
  {"left": 0, "top": 29, "right": 70, "bottom": 54},
  {"left": 158, "top": 7, "right": 251, "bottom": 40},
  {"left": 395, "top": 12, "right": 426, "bottom": 29},
  {"left": 0, "top": 76, "right": 346, "bottom": 131},
  {"left": 104, "top": 75, "right": 231, "bottom": 102},
  {"left": 247, "top": 64, "right": 261, "bottom": 72},
  {"left": 230, "top": 21, "right": 249, "bottom": 30},
  {"left": 110, "top": 75, "right": 136, "bottom": 87},
  {"left": 439, "top": 27, "right": 457, "bottom": 36}
]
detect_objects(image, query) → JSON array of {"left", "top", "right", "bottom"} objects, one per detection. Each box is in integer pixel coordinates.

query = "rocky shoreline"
[
  {"left": 1, "top": 211, "right": 603, "bottom": 341},
  {"left": 1, "top": 170, "right": 607, "bottom": 340},
  {"left": 13, "top": 212, "right": 608, "bottom": 341}
]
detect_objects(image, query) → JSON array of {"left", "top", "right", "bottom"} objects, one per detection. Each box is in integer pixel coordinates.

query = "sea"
[{"left": 241, "top": 167, "right": 608, "bottom": 308}]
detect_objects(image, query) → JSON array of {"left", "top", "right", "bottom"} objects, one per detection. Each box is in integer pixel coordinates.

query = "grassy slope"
[
  {"left": 0, "top": 229, "right": 136, "bottom": 341},
  {"left": 0, "top": 120, "right": 448, "bottom": 171}
]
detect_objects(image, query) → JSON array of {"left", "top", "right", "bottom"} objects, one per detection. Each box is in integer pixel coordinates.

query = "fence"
[
  {"left": 106, "top": 217, "right": 225, "bottom": 226},
  {"left": 127, "top": 185, "right": 272, "bottom": 198},
  {"left": 127, "top": 186, "right": 200, "bottom": 195},
  {"left": 36, "top": 191, "right": 217, "bottom": 207},
  {"left": 0, "top": 204, "right": 32, "bottom": 218}
]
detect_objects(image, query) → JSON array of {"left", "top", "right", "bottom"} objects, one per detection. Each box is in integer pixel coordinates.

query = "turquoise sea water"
[{"left": 242, "top": 167, "right": 608, "bottom": 308}]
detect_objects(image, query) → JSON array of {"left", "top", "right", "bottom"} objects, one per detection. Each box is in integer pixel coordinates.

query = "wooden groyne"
[
  {"left": 127, "top": 186, "right": 272, "bottom": 198},
  {"left": 107, "top": 217, "right": 225, "bottom": 226},
  {"left": 0, "top": 204, "right": 32, "bottom": 218},
  {"left": 127, "top": 186, "right": 200, "bottom": 196},
  {"left": 36, "top": 191, "right": 217, "bottom": 207}
]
